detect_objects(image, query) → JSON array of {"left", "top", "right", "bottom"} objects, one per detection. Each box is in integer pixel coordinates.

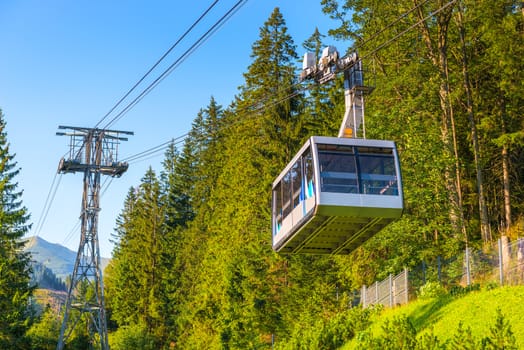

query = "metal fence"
[
  {"left": 360, "top": 237, "right": 524, "bottom": 309},
  {"left": 361, "top": 268, "right": 409, "bottom": 308}
]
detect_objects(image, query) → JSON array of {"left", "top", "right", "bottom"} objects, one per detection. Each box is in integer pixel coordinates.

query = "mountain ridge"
[{"left": 24, "top": 236, "right": 110, "bottom": 281}]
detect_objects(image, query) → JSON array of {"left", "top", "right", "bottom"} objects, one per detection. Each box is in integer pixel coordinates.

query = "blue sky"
[{"left": 0, "top": 1, "right": 340, "bottom": 257}]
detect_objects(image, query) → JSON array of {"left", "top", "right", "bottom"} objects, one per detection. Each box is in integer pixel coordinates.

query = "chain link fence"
[
  {"left": 361, "top": 269, "right": 409, "bottom": 308},
  {"left": 360, "top": 237, "right": 524, "bottom": 308}
]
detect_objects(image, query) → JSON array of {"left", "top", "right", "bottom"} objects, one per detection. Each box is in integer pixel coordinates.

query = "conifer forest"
[{"left": 1, "top": 0, "right": 523, "bottom": 348}]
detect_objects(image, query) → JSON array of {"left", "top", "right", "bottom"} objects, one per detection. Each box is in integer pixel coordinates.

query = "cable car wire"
[
  {"left": 36, "top": 0, "right": 454, "bottom": 245},
  {"left": 121, "top": 135, "right": 186, "bottom": 163},
  {"left": 101, "top": 0, "right": 248, "bottom": 130},
  {"left": 33, "top": 1, "right": 246, "bottom": 241},
  {"left": 94, "top": 0, "right": 220, "bottom": 129},
  {"left": 33, "top": 173, "right": 63, "bottom": 238},
  {"left": 116, "top": 0, "right": 458, "bottom": 165}
]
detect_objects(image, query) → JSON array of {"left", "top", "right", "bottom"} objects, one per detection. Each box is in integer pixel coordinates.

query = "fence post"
[
  {"left": 389, "top": 274, "right": 393, "bottom": 307},
  {"left": 375, "top": 281, "right": 379, "bottom": 306},
  {"left": 465, "top": 246, "right": 471, "bottom": 286},
  {"left": 437, "top": 256, "right": 442, "bottom": 282},
  {"left": 404, "top": 268, "right": 409, "bottom": 304},
  {"left": 362, "top": 285, "right": 367, "bottom": 308},
  {"left": 422, "top": 260, "right": 426, "bottom": 285},
  {"left": 498, "top": 238, "right": 504, "bottom": 286}
]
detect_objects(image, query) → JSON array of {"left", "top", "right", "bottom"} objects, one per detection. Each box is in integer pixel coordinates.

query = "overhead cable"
[
  {"left": 118, "top": 0, "right": 458, "bottom": 165},
  {"left": 34, "top": 1, "right": 245, "bottom": 240},
  {"left": 34, "top": 172, "right": 63, "bottom": 238},
  {"left": 94, "top": 0, "right": 220, "bottom": 129},
  {"left": 102, "top": 0, "right": 248, "bottom": 130}
]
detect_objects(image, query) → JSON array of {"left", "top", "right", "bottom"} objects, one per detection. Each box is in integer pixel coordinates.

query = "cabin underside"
[{"left": 273, "top": 206, "right": 398, "bottom": 254}]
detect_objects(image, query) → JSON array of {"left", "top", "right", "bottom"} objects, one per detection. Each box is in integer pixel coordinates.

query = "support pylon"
[{"left": 56, "top": 126, "right": 133, "bottom": 350}]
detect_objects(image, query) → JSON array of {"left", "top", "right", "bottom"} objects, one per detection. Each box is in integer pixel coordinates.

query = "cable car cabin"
[{"left": 272, "top": 136, "right": 403, "bottom": 254}]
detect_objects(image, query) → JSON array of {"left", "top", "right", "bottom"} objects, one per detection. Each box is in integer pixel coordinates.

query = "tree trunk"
[
  {"left": 502, "top": 144, "right": 512, "bottom": 231},
  {"left": 455, "top": 3, "right": 491, "bottom": 242},
  {"left": 499, "top": 94, "right": 512, "bottom": 233},
  {"left": 416, "top": 0, "right": 465, "bottom": 236}
]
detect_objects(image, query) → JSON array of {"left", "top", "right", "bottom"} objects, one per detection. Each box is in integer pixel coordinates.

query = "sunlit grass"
[{"left": 342, "top": 285, "right": 524, "bottom": 349}]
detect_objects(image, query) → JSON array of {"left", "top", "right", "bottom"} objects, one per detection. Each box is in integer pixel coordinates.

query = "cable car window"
[
  {"left": 358, "top": 147, "right": 398, "bottom": 195},
  {"left": 318, "top": 144, "right": 358, "bottom": 193},
  {"left": 273, "top": 182, "right": 282, "bottom": 236},
  {"left": 282, "top": 172, "right": 292, "bottom": 217},
  {"left": 291, "top": 159, "right": 302, "bottom": 208},
  {"left": 303, "top": 148, "right": 314, "bottom": 198}
]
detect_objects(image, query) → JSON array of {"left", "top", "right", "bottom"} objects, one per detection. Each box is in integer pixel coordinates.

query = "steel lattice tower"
[{"left": 56, "top": 126, "right": 133, "bottom": 350}]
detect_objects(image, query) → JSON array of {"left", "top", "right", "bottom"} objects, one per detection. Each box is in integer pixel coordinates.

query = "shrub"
[
  {"left": 449, "top": 283, "right": 480, "bottom": 296},
  {"left": 109, "top": 324, "right": 158, "bottom": 350},
  {"left": 417, "top": 281, "right": 446, "bottom": 299},
  {"left": 480, "top": 308, "right": 518, "bottom": 349}
]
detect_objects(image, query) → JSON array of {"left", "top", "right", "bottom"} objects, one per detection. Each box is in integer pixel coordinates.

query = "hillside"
[
  {"left": 24, "top": 236, "right": 110, "bottom": 281},
  {"left": 342, "top": 286, "right": 524, "bottom": 349}
]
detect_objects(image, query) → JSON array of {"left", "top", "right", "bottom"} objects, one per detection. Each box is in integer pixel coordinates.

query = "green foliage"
[
  {"left": 356, "top": 315, "right": 417, "bottom": 349},
  {"left": 484, "top": 282, "right": 499, "bottom": 291},
  {"left": 277, "top": 307, "right": 373, "bottom": 350},
  {"left": 101, "top": 1, "right": 524, "bottom": 348},
  {"left": 26, "top": 307, "right": 61, "bottom": 350},
  {"left": 352, "top": 309, "right": 519, "bottom": 349},
  {"left": 105, "top": 169, "right": 168, "bottom": 346},
  {"left": 417, "top": 282, "right": 446, "bottom": 300},
  {"left": 448, "top": 322, "right": 476, "bottom": 350},
  {"left": 416, "top": 329, "right": 445, "bottom": 350},
  {"left": 0, "top": 109, "right": 34, "bottom": 349},
  {"left": 449, "top": 283, "right": 480, "bottom": 297},
  {"left": 480, "top": 308, "right": 518, "bottom": 350},
  {"left": 109, "top": 323, "right": 157, "bottom": 350},
  {"left": 344, "top": 286, "right": 524, "bottom": 349}
]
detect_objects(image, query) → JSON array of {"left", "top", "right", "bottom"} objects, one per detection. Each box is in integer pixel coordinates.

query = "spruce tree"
[
  {"left": 106, "top": 169, "right": 166, "bottom": 346},
  {"left": 0, "top": 109, "right": 33, "bottom": 348},
  {"left": 175, "top": 8, "right": 304, "bottom": 348}
]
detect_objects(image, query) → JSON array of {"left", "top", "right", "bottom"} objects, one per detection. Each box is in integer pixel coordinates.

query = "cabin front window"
[
  {"left": 357, "top": 147, "right": 398, "bottom": 195},
  {"left": 318, "top": 144, "right": 397, "bottom": 195},
  {"left": 318, "top": 144, "right": 358, "bottom": 193}
]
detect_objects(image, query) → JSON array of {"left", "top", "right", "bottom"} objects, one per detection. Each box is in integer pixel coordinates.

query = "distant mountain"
[
  {"left": 30, "top": 261, "right": 67, "bottom": 291},
  {"left": 24, "top": 236, "right": 110, "bottom": 282}
]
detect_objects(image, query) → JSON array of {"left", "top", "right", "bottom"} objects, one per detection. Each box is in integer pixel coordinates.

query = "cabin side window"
[
  {"left": 273, "top": 182, "right": 283, "bottom": 236},
  {"left": 282, "top": 172, "right": 292, "bottom": 218},
  {"left": 291, "top": 159, "right": 302, "bottom": 209},
  {"left": 303, "top": 149, "right": 314, "bottom": 198},
  {"left": 272, "top": 147, "right": 316, "bottom": 236}
]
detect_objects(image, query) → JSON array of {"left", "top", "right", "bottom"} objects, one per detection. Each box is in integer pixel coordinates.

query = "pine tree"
[
  {"left": 105, "top": 169, "right": 166, "bottom": 346},
  {"left": 0, "top": 109, "right": 33, "bottom": 348},
  {"left": 174, "top": 8, "right": 305, "bottom": 348}
]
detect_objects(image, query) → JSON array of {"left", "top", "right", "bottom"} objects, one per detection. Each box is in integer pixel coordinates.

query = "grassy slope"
[{"left": 342, "top": 285, "right": 524, "bottom": 349}]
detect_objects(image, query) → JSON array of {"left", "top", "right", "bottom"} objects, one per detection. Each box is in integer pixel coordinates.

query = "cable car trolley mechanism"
[{"left": 271, "top": 47, "right": 403, "bottom": 254}]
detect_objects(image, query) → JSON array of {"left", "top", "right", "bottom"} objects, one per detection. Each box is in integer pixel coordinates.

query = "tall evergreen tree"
[
  {"left": 0, "top": 109, "right": 33, "bottom": 348},
  {"left": 105, "top": 169, "right": 166, "bottom": 346},
  {"left": 175, "top": 8, "right": 305, "bottom": 348}
]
